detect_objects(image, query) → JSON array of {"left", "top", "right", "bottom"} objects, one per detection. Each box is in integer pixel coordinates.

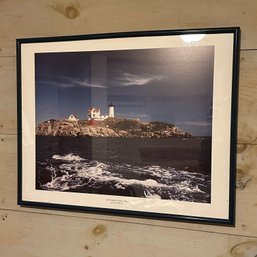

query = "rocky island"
[{"left": 36, "top": 117, "right": 192, "bottom": 138}]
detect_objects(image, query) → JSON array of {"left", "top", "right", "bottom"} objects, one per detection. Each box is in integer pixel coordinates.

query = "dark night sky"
[{"left": 35, "top": 45, "right": 214, "bottom": 136}]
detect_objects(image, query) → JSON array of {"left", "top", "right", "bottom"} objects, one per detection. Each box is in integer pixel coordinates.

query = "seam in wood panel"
[
  {"left": 1, "top": 207, "right": 257, "bottom": 239},
  {"left": 0, "top": 133, "right": 17, "bottom": 136},
  {"left": 0, "top": 56, "right": 16, "bottom": 59},
  {"left": 237, "top": 141, "right": 257, "bottom": 146},
  {"left": 240, "top": 48, "right": 257, "bottom": 51}
]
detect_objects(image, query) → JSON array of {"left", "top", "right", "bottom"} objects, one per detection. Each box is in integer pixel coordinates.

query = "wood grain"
[
  {"left": 238, "top": 51, "right": 257, "bottom": 144},
  {"left": 237, "top": 143, "right": 257, "bottom": 191},
  {"left": 0, "top": 0, "right": 257, "bottom": 57},
  {"left": 1, "top": 209, "right": 257, "bottom": 257},
  {"left": 0, "top": 57, "right": 16, "bottom": 135}
]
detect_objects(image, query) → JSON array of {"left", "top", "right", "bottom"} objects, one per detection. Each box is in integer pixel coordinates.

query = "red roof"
[{"left": 88, "top": 107, "right": 100, "bottom": 112}]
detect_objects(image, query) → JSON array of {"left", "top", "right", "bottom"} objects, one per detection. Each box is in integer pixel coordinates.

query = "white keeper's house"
[
  {"left": 68, "top": 114, "right": 79, "bottom": 121},
  {"left": 88, "top": 103, "right": 115, "bottom": 121}
]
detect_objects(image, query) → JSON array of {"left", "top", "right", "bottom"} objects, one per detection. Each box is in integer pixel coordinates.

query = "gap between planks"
[{"left": 0, "top": 133, "right": 17, "bottom": 136}]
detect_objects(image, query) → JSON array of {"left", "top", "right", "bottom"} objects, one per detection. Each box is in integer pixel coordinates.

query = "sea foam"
[
  {"left": 40, "top": 153, "right": 210, "bottom": 202},
  {"left": 52, "top": 153, "right": 85, "bottom": 162}
]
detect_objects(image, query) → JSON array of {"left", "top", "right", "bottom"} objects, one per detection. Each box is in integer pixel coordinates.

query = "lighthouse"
[{"left": 108, "top": 103, "right": 115, "bottom": 118}]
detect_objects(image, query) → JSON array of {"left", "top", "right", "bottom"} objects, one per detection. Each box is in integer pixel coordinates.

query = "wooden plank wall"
[{"left": 1, "top": 1, "right": 257, "bottom": 256}]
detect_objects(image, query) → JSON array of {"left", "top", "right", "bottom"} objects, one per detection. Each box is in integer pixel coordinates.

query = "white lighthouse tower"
[{"left": 108, "top": 103, "right": 115, "bottom": 118}]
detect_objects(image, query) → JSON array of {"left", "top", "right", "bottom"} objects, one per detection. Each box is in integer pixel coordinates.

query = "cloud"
[
  {"left": 37, "top": 75, "right": 107, "bottom": 89},
  {"left": 73, "top": 79, "right": 106, "bottom": 88},
  {"left": 115, "top": 72, "right": 166, "bottom": 87},
  {"left": 37, "top": 71, "right": 166, "bottom": 89}
]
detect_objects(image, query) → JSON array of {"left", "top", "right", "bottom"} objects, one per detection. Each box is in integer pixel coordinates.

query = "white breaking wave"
[
  {"left": 44, "top": 161, "right": 161, "bottom": 192},
  {"left": 52, "top": 153, "right": 85, "bottom": 162},
  {"left": 40, "top": 155, "right": 210, "bottom": 202},
  {"left": 144, "top": 189, "right": 161, "bottom": 199}
]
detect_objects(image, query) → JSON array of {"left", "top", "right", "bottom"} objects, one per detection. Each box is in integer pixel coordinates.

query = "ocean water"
[{"left": 36, "top": 136, "right": 211, "bottom": 203}]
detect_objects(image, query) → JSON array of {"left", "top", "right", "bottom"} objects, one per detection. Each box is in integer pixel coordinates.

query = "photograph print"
[
  {"left": 18, "top": 28, "right": 239, "bottom": 224},
  {"left": 35, "top": 45, "right": 214, "bottom": 204}
]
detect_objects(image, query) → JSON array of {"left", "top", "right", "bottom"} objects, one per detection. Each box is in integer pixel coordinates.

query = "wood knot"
[
  {"left": 236, "top": 169, "right": 252, "bottom": 189},
  {"left": 51, "top": 3, "right": 80, "bottom": 19},
  {"left": 93, "top": 224, "right": 106, "bottom": 236},
  {"left": 237, "top": 144, "right": 247, "bottom": 153},
  {"left": 64, "top": 6, "right": 79, "bottom": 19},
  {"left": 1, "top": 212, "right": 8, "bottom": 221},
  {"left": 230, "top": 240, "right": 257, "bottom": 257}
]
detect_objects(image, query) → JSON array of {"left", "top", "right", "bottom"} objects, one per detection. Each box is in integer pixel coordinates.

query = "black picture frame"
[{"left": 17, "top": 27, "right": 240, "bottom": 225}]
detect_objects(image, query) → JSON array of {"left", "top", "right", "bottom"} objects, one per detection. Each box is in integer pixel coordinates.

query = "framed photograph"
[{"left": 17, "top": 27, "right": 240, "bottom": 225}]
